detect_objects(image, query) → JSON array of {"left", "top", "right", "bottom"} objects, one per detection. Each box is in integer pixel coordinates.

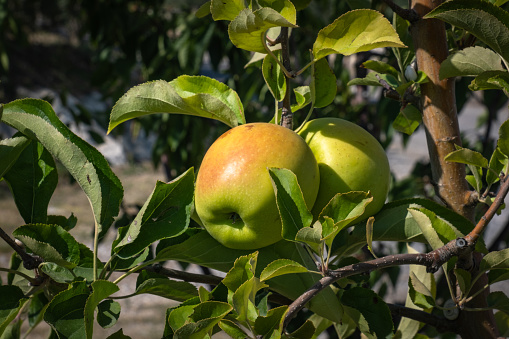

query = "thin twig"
[
  {"left": 380, "top": 0, "right": 420, "bottom": 23},
  {"left": 0, "top": 227, "right": 42, "bottom": 270},
  {"left": 387, "top": 303, "right": 457, "bottom": 333}
]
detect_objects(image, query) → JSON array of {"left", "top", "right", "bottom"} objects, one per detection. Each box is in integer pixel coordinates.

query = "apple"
[
  {"left": 195, "top": 123, "right": 320, "bottom": 250},
  {"left": 298, "top": 117, "right": 390, "bottom": 221}
]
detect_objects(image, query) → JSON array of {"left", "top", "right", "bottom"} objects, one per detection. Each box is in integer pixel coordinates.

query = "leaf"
[
  {"left": 219, "top": 319, "right": 248, "bottom": 339},
  {"left": 0, "top": 286, "right": 27, "bottom": 337},
  {"left": 135, "top": 278, "right": 198, "bottom": 302},
  {"left": 392, "top": 104, "right": 422, "bottom": 135},
  {"left": 488, "top": 291, "right": 509, "bottom": 314},
  {"left": 341, "top": 287, "right": 393, "bottom": 338},
  {"left": 268, "top": 167, "right": 314, "bottom": 242},
  {"left": 173, "top": 301, "right": 233, "bottom": 339},
  {"left": 499, "top": 120, "right": 509, "bottom": 158},
  {"left": 84, "top": 280, "right": 120, "bottom": 339},
  {"left": 361, "top": 60, "right": 400, "bottom": 78},
  {"left": 211, "top": 0, "right": 245, "bottom": 21},
  {"left": 260, "top": 259, "right": 308, "bottom": 281},
  {"left": 109, "top": 76, "right": 245, "bottom": 132},
  {"left": 426, "top": 0, "right": 509, "bottom": 63},
  {"left": 312, "top": 57, "right": 337, "bottom": 108},
  {"left": 0, "top": 134, "right": 30, "bottom": 179},
  {"left": 114, "top": 168, "right": 194, "bottom": 258},
  {"left": 294, "top": 222, "right": 322, "bottom": 253},
  {"left": 155, "top": 230, "right": 343, "bottom": 323},
  {"left": 3, "top": 99, "right": 123, "bottom": 235},
  {"left": 258, "top": 0, "right": 297, "bottom": 24},
  {"left": 408, "top": 272, "right": 435, "bottom": 309},
  {"left": 4, "top": 140, "right": 58, "bottom": 224},
  {"left": 263, "top": 50, "right": 286, "bottom": 101},
  {"left": 254, "top": 305, "right": 288, "bottom": 337},
  {"left": 313, "top": 9, "right": 405, "bottom": 60},
  {"left": 487, "top": 148, "right": 508, "bottom": 186},
  {"left": 13, "top": 224, "right": 81, "bottom": 269},
  {"left": 44, "top": 281, "right": 90, "bottom": 339},
  {"left": 222, "top": 252, "right": 258, "bottom": 293},
  {"left": 455, "top": 268, "right": 472, "bottom": 296},
  {"left": 228, "top": 8, "right": 297, "bottom": 54},
  {"left": 195, "top": 1, "right": 212, "bottom": 18},
  {"left": 469, "top": 70, "right": 509, "bottom": 96},
  {"left": 445, "top": 147, "right": 489, "bottom": 168},
  {"left": 366, "top": 217, "right": 377, "bottom": 258},
  {"left": 291, "top": 86, "right": 312, "bottom": 113},
  {"left": 439, "top": 46, "right": 504, "bottom": 80},
  {"left": 347, "top": 71, "right": 399, "bottom": 88},
  {"left": 97, "top": 300, "right": 121, "bottom": 329},
  {"left": 480, "top": 248, "right": 509, "bottom": 271}
]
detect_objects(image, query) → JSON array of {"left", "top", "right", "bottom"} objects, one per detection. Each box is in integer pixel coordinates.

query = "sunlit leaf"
[
  {"left": 211, "top": 0, "right": 244, "bottom": 20},
  {"left": 313, "top": 9, "right": 405, "bottom": 59},
  {"left": 392, "top": 104, "right": 422, "bottom": 135},
  {"left": 445, "top": 147, "right": 489, "bottom": 168},
  {"left": 260, "top": 259, "right": 309, "bottom": 281},
  {"left": 109, "top": 76, "right": 245, "bottom": 132},
  {"left": 312, "top": 57, "right": 337, "bottom": 108},
  {"left": 254, "top": 305, "right": 288, "bottom": 337},
  {"left": 263, "top": 50, "right": 286, "bottom": 101},
  {"left": 469, "top": 70, "right": 509, "bottom": 96},
  {"left": 84, "top": 280, "right": 120, "bottom": 339}
]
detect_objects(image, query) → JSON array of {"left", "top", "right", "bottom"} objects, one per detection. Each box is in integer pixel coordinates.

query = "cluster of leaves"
[{"left": 2, "top": 0, "right": 509, "bottom": 338}]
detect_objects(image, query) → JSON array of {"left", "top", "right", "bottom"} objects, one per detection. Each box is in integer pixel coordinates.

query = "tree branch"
[
  {"left": 279, "top": 27, "right": 293, "bottom": 130},
  {"left": 0, "top": 227, "right": 42, "bottom": 270},
  {"left": 387, "top": 303, "right": 457, "bottom": 333},
  {"left": 380, "top": 0, "right": 420, "bottom": 23}
]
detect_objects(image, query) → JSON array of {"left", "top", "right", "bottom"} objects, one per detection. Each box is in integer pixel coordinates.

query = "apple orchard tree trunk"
[{"left": 410, "top": 0, "right": 498, "bottom": 337}]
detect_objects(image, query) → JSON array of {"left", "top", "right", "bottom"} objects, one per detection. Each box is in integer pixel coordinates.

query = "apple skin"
[
  {"left": 298, "top": 118, "right": 390, "bottom": 221},
  {"left": 195, "top": 123, "right": 320, "bottom": 250}
]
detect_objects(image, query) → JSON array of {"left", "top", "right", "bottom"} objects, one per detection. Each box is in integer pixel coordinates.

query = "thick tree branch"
[{"left": 387, "top": 303, "right": 457, "bottom": 333}]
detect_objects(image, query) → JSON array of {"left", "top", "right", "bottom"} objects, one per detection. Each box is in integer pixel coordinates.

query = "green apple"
[
  {"left": 298, "top": 117, "right": 390, "bottom": 221},
  {"left": 195, "top": 123, "right": 320, "bottom": 250}
]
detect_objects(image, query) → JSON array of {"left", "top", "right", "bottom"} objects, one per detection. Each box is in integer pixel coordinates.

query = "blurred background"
[{"left": 1, "top": 0, "right": 509, "bottom": 337}]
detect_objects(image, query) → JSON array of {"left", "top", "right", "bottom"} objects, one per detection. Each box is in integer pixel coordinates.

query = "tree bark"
[{"left": 410, "top": 0, "right": 498, "bottom": 337}]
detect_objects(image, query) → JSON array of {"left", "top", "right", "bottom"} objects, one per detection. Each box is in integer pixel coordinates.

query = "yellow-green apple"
[
  {"left": 195, "top": 123, "right": 319, "bottom": 250},
  {"left": 298, "top": 117, "right": 390, "bottom": 221}
]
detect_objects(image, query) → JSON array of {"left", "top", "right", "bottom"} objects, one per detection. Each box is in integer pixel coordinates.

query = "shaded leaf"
[
  {"left": 487, "top": 148, "right": 508, "bottom": 186},
  {"left": 0, "top": 134, "right": 30, "bottom": 179},
  {"left": 426, "top": 0, "right": 509, "bottom": 62},
  {"left": 347, "top": 71, "right": 399, "bottom": 87},
  {"left": 13, "top": 224, "right": 80, "bottom": 269},
  {"left": 254, "top": 305, "right": 288, "bottom": 337},
  {"left": 269, "top": 167, "right": 313, "bottom": 242},
  {"left": 469, "top": 70, "right": 509, "bottom": 96},
  {"left": 84, "top": 280, "right": 120, "bottom": 339},
  {"left": 408, "top": 272, "right": 435, "bottom": 309},
  {"left": 366, "top": 217, "right": 376, "bottom": 258},
  {"left": 439, "top": 46, "right": 504, "bottom": 79},
  {"left": 263, "top": 50, "right": 286, "bottom": 101},
  {"left": 135, "top": 278, "right": 198, "bottom": 302},
  {"left": 0, "top": 286, "right": 26, "bottom": 337},
  {"left": 3, "top": 99, "right": 123, "bottom": 235},
  {"left": 114, "top": 168, "right": 194, "bottom": 258},
  {"left": 312, "top": 57, "right": 337, "bottom": 108},
  {"left": 97, "top": 300, "right": 121, "bottom": 329},
  {"left": 488, "top": 291, "right": 509, "bottom": 314},
  {"left": 313, "top": 9, "right": 405, "bottom": 59},
  {"left": 480, "top": 248, "right": 509, "bottom": 271},
  {"left": 109, "top": 76, "right": 245, "bottom": 132},
  {"left": 392, "top": 104, "right": 422, "bottom": 135},
  {"left": 219, "top": 319, "right": 248, "bottom": 339},
  {"left": 362, "top": 60, "right": 399, "bottom": 78}
]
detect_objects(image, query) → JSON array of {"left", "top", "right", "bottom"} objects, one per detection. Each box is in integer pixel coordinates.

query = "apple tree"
[{"left": 1, "top": 0, "right": 509, "bottom": 338}]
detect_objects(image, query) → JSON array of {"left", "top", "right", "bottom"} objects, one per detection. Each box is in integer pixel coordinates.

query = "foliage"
[{"left": 1, "top": 0, "right": 509, "bottom": 338}]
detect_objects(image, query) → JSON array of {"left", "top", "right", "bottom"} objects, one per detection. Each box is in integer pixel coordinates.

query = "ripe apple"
[
  {"left": 298, "top": 118, "right": 390, "bottom": 221},
  {"left": 195, "top": 123, "right": 320, "bottom": 250}
]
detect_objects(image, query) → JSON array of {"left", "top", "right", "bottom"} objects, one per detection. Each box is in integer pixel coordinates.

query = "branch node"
[{"left": 456, "top": 238, "right": 468, "bottom": 248}]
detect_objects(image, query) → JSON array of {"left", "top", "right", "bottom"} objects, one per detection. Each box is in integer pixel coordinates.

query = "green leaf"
[
  {"left": 44, "top": 281, "right": 90, "bottom": 339},
  {"left": 155, "top": 230, "right": 343, "bottom": 323},
  {"left": 480, "top": 248, "right": 509, "bottom": 271},
  {"left": 319, "top": 191, "right": 373, "bottom": 245},
  {"left": 291, "top": 86, "right": 312, "bottom": 112},
  {"left": 3, "top": 99, "right": 123, "bottom": 235},
  {"left": 392, "top": 104, "right": 422, "bottom": 135},
  {"left": 135, "top": 278, "right": 198, "bottom": 302},
  {"left": 313, "top": 9, "right": 405, "bottom": 59},
  {"left": 488, "top": 291, "right": 509, "bottom": 314},
  {"left": 469, "top": 70, "right": 509, "bottom": 96},
  {"left": 445, "top": 147, "right": 489, "bottom": 168},
  {"left": 408, "top": 272, "right": 435, "bottom": 309},
  {"left": 222, "top": 252, "right": 258, "bottom": 293},
  {"left": 341, "top": 287, "right": 393, "bottom": 338},
  {"left": 39, "top": 262, "right": 75, "bottom": 283},
  {"left": 366, "top": 217, "right": 376, "bottom": 258},
  {"left": 232, "top": 276, "right": 265, "bottom": 323},
  {"left": 211, "top": 0, "right": 245, "bottom": 21},
  {"left": 312, "top": 57, "right": 337, "bottom": 108},
  {"left": 0, "top": 134, "right": 30, "bottom": 179},
  {"left": 109, "top": 76, "right": 245, "bottom": 132},
  {"left": 85, "top": 280, "right": 120, "bottom": 339},
  {"left": 218, "top": 319, "right": 248, "bottom": 339},
  {"left": 487, "top": 148, "right": 508, "bottom": 186},
  {"left": 263, "top": 50, "right": 286, "bottom": 101},
  {"left": 13, "top": 224, "right": 80, "bottom": 269},
  {"left": 195, "top": 1, "right": 212, "bottom": 18},
  {"left": 0, "top": 286, "right": 27, "bottom": 337},
  {"left": 439, "top": 46, "right": 504, "bottom": 80},
  {"left": 173, "top": 301, "right": 233, "bottom": 339},
  {"left": 254, "top": 305, "right": 288, "bottom": 337},
  {"left": 268, "top": 167, "right": 314, "bottom": 242},
  {"left": 228, "top": 8, "right": 297, "bottom": 54},
  {"left": 347, "top": 71, "right": 399, "bottom": 88},
  {"left": 4, "top": 140, "right": 58, "bottom": 224},
  {"left": 294, "top": 222, "right": 322, "bottom": 253},
  {"left": 455, "top": 268, "right": 472, "bottom": 296},
  {"left": 292, "top": 0, "right": 312, "bottom": 10},
  {"left": 258, "top": 0, "right": 297, "bottom": 24},
  {"left": 260, "top": 259, "right": 309, "bottom": 281},
  {"left": 97, "top": 300, "right": 120, "bottom": 329},
  {"left": 114, "top": 168, "right": 194, "bottom": 258},
  {"left": 361, "top": 60, "right": 399, "bottom": 78},
  {"left": 426, "top": 0, "right": 509, "bottom": 63},
  {"left": 499, "top": 120, "right": 509, "bottom": 158},
  {"left": 286, "top": 319, "right": 316, "bottom": 339}
]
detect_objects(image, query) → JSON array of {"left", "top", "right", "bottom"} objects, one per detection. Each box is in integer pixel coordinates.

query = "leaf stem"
[
  {"left": 93, "top": 220, "right": 99, "bottom": 281},
  {"left": 0, "top": 267, "right": 36, "bottom": 284}
]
